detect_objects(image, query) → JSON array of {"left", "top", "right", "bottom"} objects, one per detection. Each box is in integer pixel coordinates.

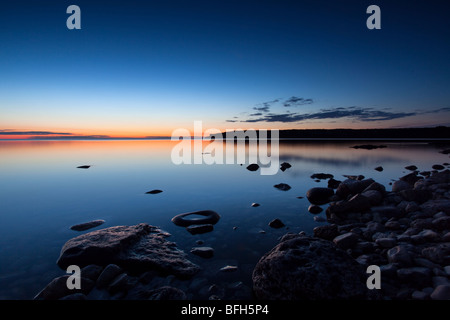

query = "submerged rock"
[
  {"left": 190, "top": 247, "right": 214, "bottom": 258},
  {"left": 57, "top": 223, "right": 200, "bottom": 278},
  {"left": 70, "top": 220, "right": 105, "bottom": 231},
  {"left": 274, "top": 183, "right": 291, "bottom": 191},
  {"left": 186, "top": 224, "right": 214, "bottom": 235}
]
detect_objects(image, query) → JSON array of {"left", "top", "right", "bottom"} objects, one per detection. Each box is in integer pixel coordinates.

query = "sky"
[{"left": 1, "top": 0, "right": 450, "bottom": 139}]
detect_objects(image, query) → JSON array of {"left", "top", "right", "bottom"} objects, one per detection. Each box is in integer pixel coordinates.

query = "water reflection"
[{"left": 0, "top": 139, "right": 448, "bottom": 299}]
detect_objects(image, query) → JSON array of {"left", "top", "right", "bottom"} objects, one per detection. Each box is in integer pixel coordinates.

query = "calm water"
[{"left": 0, "top": 140, "right": 448, "bottom": 299}]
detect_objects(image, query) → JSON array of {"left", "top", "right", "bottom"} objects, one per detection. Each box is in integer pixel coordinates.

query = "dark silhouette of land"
[{"left": 214, "top": 126, "right": 450, "bottom": 140}]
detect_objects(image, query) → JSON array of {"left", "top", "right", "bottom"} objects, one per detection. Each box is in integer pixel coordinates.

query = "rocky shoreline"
[{"left": 35, "top": 167, "right": 450, "bottom": 300}]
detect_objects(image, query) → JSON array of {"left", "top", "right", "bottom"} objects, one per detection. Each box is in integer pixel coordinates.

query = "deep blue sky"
[{"left": 1, "top": 0, "right": 450, "bottom": 137}]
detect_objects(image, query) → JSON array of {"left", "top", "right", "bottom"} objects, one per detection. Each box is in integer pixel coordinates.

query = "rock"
[
  {"left": 445, "top": 266, "right": 450, "bottom": 276},
  {"left": 306, "top": 187, "right": 334, "bottom": 205},
  {"left": 363, "top": 182, "right": 386, "bottom": 194},
  {"left": 421, "top": 200, "right": 450, "bottom": 215},
  {"left": 190, "top": 247, "right": 214, "bottom": 259},
  {"left": 220, "top": 265, "right": 238, "bottom": 272},
  {"left": 374, "top": 166, "right": 383, "bottom": 172},
  {"left": 146, "top": 189, "right": 163, "bottom": 194},
  {"left": 96, "top": 264, "right": 124, "bottom": 289},
  {"left": 70, "top": 220, "right": 105, "bottom": 231},
  {"left": 430, "top": 285, "right": 450, "bottom": 300},
  {"left": 108, "top": 273, "right": 133, "bottom": 294},
  {"left": 310, "top": 173, "right": 334, "bottom": 180},
  {"left": 34, "top": 275, "right": 95, "bottom": 300},
  {"left": 327, "top": 178, "right": 341, "bottom": 189},
  {"left": 77, "top": 165, "right": 91, "bottom": 169},
  {"left": 412, "top": 290, "right": 429, "bottom": 300},
  {"left": 252, "top": 235, "right": 370, "bottom": 300},
  {"left": 399, "top": 189, "right": 432, "bottom": 204},
  {"left": 268, "top": 218, "right": 285, "bottom": 229},
  {"left": 385, "top": 221, "right": 401, "bottom": 230},
  {"left": 333, "top": 232, "right": 359, "bottom": 250},
  {"left": 81, "top": 264, "right": 103, "bottom": 281},
  {"left": 57, "top": 223, "right": 200, "bottom": 278},
  {"left": 59, "top": 293, "right": 87, "bottom": 300},
  {"left": 336, "top": 178, "right": 375, "bottom": 198},
  {"left": 422, "top": 244, "right": 450, "bottom": 265},
  {"left": 387, "top": 245, "right": 414, "bottom": 266},
  {"left": 361, "top": 190, "right": 383, "bottom": 206},
  {"left": 186, "top": 224, "right": 214, "bottom": 235},
  {"left": 420, "top": 171, "right": 431, "bottom": 177},
  {"left": 172, "top": 210, "right": 221, "bottom": 227},
  {"left": 400, "top": 172, "right": 423, "bottom": 185},
  {"left": 397, "top": 267, "right": 432, "bottom": 287},
  {"left": 392, "top": 180, "right": 412, "bottom": 192},
  {"left": 251, "top": 203, "right": 260, "bottom": 207},
  {"left": 280, "top": 162, "right": 292, "bottom": 171},
  {"left": 432, "top": 164, "right": 445, "bottom": 170},
  {"left": 405, "top": 165, "right": 418, "bottom": 171},
  {"left": 371, "top": 206, "right": 403, "bottom": 219},
  {"left": 274, "top": 183, "right": 291, "bottom": 191},
  {"left": 313, "top": 216, "right": 326, "bottom": 222},
  {"left": 147, "top": 286, "right": 187, "bottom": 300},
  {"left": 308, "top": 205, "right": 323, "bottom": 214},
  {"left": 375, "top": 237, "right": 397, "bottom": 248},
  {"left": 313, "top": 224, "right": 339, "bottom": 240},
  {"left": 246, "top": 163, "right": 259, "bottom": 171}
]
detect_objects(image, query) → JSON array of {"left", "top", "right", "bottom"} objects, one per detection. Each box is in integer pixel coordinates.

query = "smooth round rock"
[{"left": 172, "top": 210, "right": 221, "bottom": 227}]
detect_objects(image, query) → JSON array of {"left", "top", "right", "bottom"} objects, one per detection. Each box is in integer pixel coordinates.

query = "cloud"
[
  {"left": 27, "top": 135, "right": 111, "bottom": 139},
  {"left": 283, "top": 96, "right": 314, "bottom": 107},
  {"left": 0, "top": 130, "right": 72, "bottom": 135},
  {"left": 422, "top": 107, "right": 450, "bottom": 114},
  {"left": 253, "top": 99, "right": 281, "bottom": 113},
  {"left": 239, "top": 106, "right": 418, "bottom": 123}
]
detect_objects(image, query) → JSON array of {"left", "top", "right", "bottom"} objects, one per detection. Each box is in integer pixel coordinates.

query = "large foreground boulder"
[
  {"left": 252, "top": 234, "right": 370, "bottom": 300},
  {"left": 57, "top": 223, "right": 200, "bottom": 278}
]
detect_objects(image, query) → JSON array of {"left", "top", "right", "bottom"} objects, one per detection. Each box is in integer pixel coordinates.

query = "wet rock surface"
[{"left": 57, "top": 223, "right": 200, "bottom": 278}]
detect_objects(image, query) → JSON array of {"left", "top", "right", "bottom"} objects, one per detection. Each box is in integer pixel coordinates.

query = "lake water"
[{"left": 0, "top": 139, "right": 448, "bottom": 299}]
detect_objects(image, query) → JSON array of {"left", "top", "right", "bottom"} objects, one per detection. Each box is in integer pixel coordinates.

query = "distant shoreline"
[{"left": 1, "top": 127, "right": 450, "bottom": 141}]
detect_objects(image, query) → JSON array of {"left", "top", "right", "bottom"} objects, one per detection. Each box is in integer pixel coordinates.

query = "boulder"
[
  {"left": 308, "top": 205, "right": 323, "bottom": 214},
  {"left": 34, "top": 275, "right": 95, "bottom": 300},
  {"left": 333, "top": 232, "right": 359, "bottom": 250},
  {"left": 252, "top": 235, "right": 370, "bottom": 300},
  {"left": 57, "top": 223, "right": 200, "bottom": 278},
  {"left": 392, "top": 180, "right": 412, "bottom": 192},
  {"left": 313, "top": 224, "right": 339, "bottom": 241},
  {"left": 306, "top": 187, "right": 334, "bottom": 205},
  {"left": 268, "top": 218, "right": 285, "bottom": 229}
]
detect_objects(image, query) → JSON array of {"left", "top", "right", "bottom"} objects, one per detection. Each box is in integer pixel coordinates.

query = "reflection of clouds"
[{"left": 279, "top": 154, "right": 404, "bottom": 168}]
